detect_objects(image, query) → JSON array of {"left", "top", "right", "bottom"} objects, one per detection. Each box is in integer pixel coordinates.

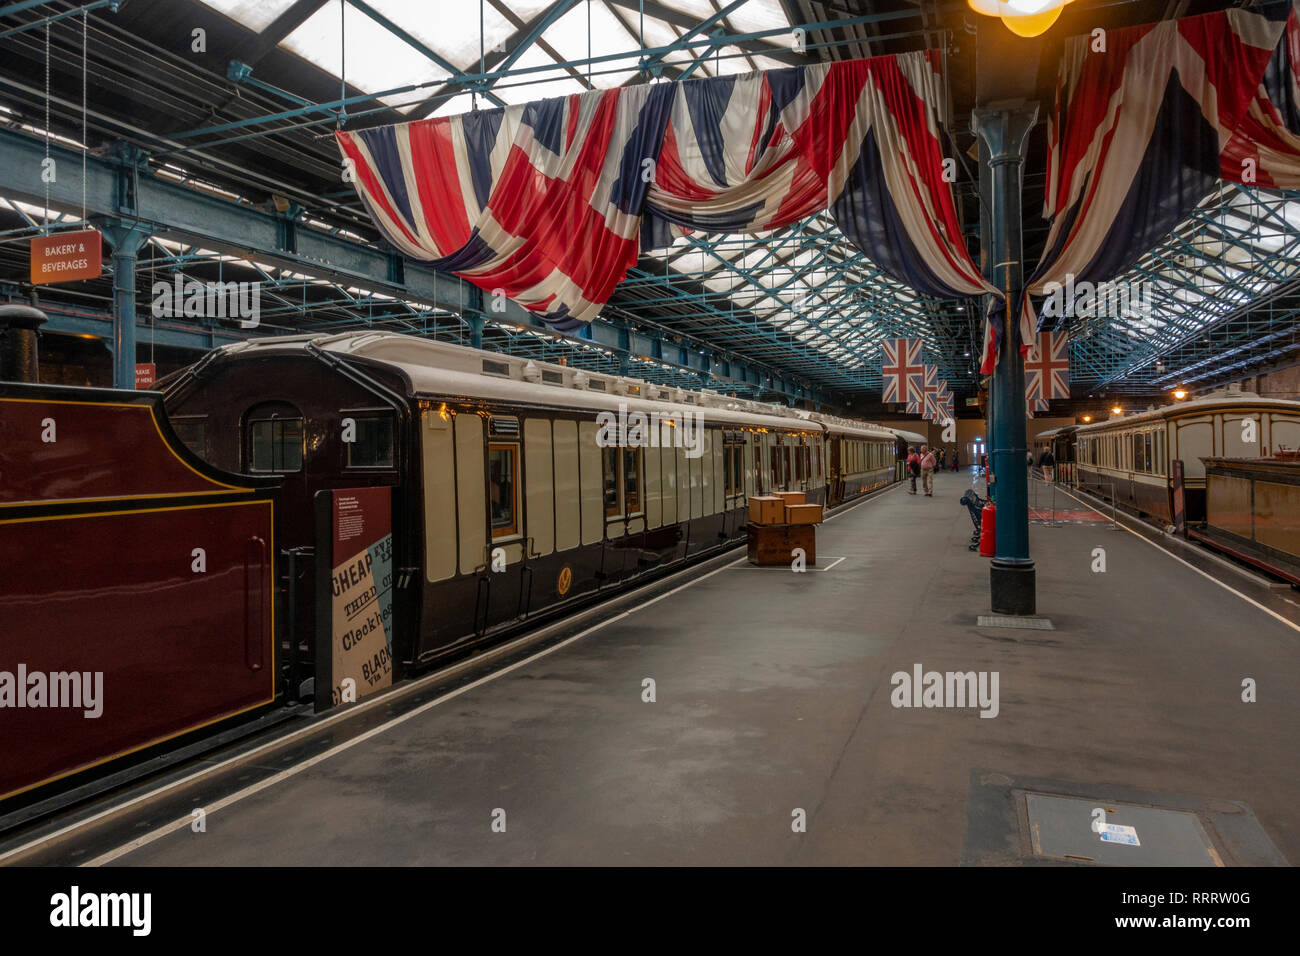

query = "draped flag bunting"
[
  {"left": 1024, "top": 330, "right": 1071, "bottom": 402},
  {"left": 935, "top": 379, "right": 952, "bottom": 423},
  {"left": 337, "top": 51, "right": 994, "bottom": 333},
  {"left": 881, "top": 337, "right": 924, "bottom": 410},
  {"left": 1006, "top": 0, "right": 1300, "bottom": 360}
]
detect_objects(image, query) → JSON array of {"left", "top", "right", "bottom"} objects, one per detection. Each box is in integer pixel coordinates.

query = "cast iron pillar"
[
  {"left": 98, "top": 217, "right": 153, "bottom": 389},
  {"left": 972, "top": 101, "right": 1038, "bottom": 615},
  {"left": 0, "top": 302, "right": 47, "bottom": 383}
]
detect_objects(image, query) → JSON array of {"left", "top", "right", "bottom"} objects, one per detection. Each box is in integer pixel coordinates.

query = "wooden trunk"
[{"left": 747, "top": 523, "right": 816, "bottom": 566}]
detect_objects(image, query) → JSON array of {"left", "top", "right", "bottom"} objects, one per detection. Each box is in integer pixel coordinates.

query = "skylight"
[{"left": 281, "top": 3, "right": 450, "bottom": 112}]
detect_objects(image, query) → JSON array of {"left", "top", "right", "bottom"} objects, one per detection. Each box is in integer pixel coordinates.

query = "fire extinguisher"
[{"left": 978, "top": 501, "right": 996, "bottom": 557}]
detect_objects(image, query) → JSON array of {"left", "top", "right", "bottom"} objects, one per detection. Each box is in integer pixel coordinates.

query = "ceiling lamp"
[{"left": 968, "top": 0, "right": 1074, "bottom": 38}]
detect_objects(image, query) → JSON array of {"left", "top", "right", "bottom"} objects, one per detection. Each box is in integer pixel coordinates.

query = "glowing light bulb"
[{"left": 967, "top": 0, "right": 1073, "bottom": 38}]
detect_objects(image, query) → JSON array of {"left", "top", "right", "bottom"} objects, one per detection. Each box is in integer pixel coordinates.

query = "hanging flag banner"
[
  {"left": 30, "top": 229, "right": 102, "bottom": 285},
  {"left": 1025, "top": 378, "right": 1050, "bottom": 418},
  {"left": 922, "top": 366, "right": 941, "bottom": 422},
  {"left": 337, "top": 52, "right": 995, "bottom": 333},
  {"left": 881, "top": 337, "right": 925, "bottom": 410},
  {"left": 1025, "top": 330, "right": 1071, "bottom": 402}
]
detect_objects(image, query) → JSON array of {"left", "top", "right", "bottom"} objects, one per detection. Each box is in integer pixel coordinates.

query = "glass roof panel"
[
  {"left": 281, "top": 3, "right": 450, "bottom": 110},
  {"left": 660, "top": 0, "right": 716, "bottom": 20},
  {"left": 198, "top": 0, "right": 297, "bottom": 33},
  {"left": 723, "top": 0, "right": 792, "bottom": 38},
  {"left": 710, "top": 45, "right": 756, "bottom": 75},
  {"left": 431, "top": 92, "right": 478, "bottom": 117},
  {"left": 363, "top": 0, "right": 516, "bottom": 69},
  {"left": 611, "top": 7, "right": 699, "bottom": 67},
  {"left": 492, "top": 45, "right": 588, "bottom": 104},
  {"left": 750, "top": 53, "right": 793, "bottom": 72},
  {"left": 543, "top": 1, "right": 641, "bottom": 89}
]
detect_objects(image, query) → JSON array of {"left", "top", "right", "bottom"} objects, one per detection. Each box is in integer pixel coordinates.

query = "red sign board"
[
  {"left": 135, "top": 363, "right": 156, "bottom": 389},
  {"left": 30, "top": 229, "right": 102, "bottom": 284}
]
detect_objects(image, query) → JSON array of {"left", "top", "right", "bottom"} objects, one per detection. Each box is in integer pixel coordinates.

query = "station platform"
[{"left": 7, "top": 470, "right": 1298, "bottom": 867}]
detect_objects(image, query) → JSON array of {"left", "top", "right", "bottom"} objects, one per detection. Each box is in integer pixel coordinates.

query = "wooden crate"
[
  {"left": 785, "top": 503, "right": 823, "bottom": 525},
  {"left": 748, "top": 495, "right": 786, "bottom": 525},
  {"left": 773, "top": 490, "right": 807, "bottom": 507},
  {"left": 747, "top": 523, "right": 816, "bottom": 566}
]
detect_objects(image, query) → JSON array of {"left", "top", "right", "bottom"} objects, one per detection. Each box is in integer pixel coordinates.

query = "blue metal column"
[
  {"left": 98, "top": 218, "right": 153, "bottom": 389},
  {"left": 972, "top": 102, "right": 1038, "bottom": 615}
]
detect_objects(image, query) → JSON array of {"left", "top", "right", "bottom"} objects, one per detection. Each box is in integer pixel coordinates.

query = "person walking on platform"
[
  {"left": 951, "top": 449, "right": 960, "bottom": 472},
  {"left": 906, "top": 446, "right": 921, "bottom": 494},
  {"left": 920, "top": 444, "right": 937, "bottom": 496},
  {"left": 1041, "top": 448, "right": 1056, "bottom": 482},
  {"left": 936, "top": 447, "right": 945, "bottom": 471}
]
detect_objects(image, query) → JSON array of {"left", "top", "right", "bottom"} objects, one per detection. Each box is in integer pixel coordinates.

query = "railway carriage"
[
  {"left": 1071, "top": 392, "right": 1300, "bottom": 524},
  {"left": 160, "top": 331, "right": 899, "bottom": 674},
  {"left": 1032, "top": 425, "right": 1078, "bottom": 480}
]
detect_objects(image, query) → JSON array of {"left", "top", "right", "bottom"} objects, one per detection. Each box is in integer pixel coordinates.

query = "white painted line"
[
  {"left": 729, "top": 554, "right": 846, "bottom": 572},
  {"left": 1053, "top": 485, "right": 1300, "bottom": 636},
  {"left": 77, "top": 556, "right": 749, "bottom": 867}
]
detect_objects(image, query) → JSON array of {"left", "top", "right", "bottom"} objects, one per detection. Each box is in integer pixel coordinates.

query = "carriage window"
[
  {"left": 603, "top": 446, "right": 620, "bottom": 517},
  {"left": 171, "top": 417, "right": 206, "bottom": 457},
  {"left": 345, "top": 414, "right": 395, "bottom": 468},
  {"left": 249, "top": 417, "right": 303, "bottom": 472},
  {"left": 489, "top": 443, "right": 519, "bottom": 538},
  {"left": 602, "top": 446, "right": 642, "bottom": 517},
  {"left": 623, "top": 447, "right": 642, "bottom": 515}
]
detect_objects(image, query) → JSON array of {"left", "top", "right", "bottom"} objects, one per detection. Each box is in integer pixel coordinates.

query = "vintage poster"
[{"left": 328, "top": 487, "right": 393, "bottom": 705}]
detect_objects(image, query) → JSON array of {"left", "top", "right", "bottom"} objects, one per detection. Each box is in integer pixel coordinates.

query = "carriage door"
[
  {"left": 829, "top": 439, "right": 842, "bottom": 504},
  {"left": 521, "top": 417, "right": 555, "bottom": 617},
  {"left": 481, "top": 415, "right": 526, "bottom": 632}
]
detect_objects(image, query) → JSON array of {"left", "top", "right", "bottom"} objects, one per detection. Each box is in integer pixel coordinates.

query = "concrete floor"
[{"left": 82, "top": 470, "right": 1300, "bottom": 865}]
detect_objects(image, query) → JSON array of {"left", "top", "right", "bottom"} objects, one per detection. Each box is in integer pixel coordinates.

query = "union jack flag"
[
  {"left": 922, "top": 366, "right": 942, "bottom": 422},
  {"left": 935, "top": 379, "right": 953, "bottom": 423},
  {"left": 1025, "top": 377, "right": 1050, "bottom": 418},
  {"left": 337, "top": 52, "right": 992, "bottom": 333},
  {"left": 881, "top": 338, "right": 924, "bottom": 410},
  {"left": 1024, "top": 330, "right": 1071, "bottom": 402},
  {"left": 1021, "top": 1, "right": 1300, "bottom": 339}
]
